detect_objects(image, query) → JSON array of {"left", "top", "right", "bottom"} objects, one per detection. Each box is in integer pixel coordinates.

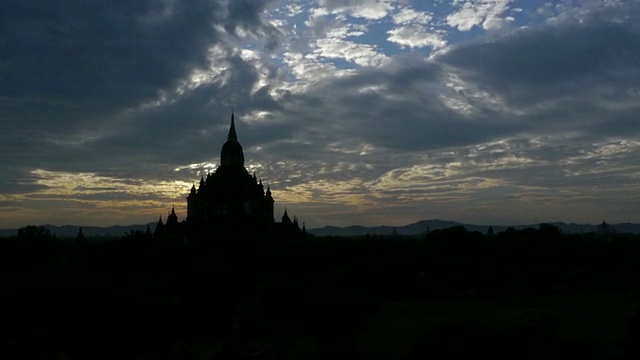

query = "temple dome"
[{"left": 220, "top": 139, "right": 244, "bottom": 168}]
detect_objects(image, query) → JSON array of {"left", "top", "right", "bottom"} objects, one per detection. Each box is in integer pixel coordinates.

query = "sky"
[{"left": 1, "top": 0, "right": 640, "bottom": 229}]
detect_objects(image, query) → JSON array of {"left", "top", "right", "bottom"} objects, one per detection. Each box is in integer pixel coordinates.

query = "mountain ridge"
[
  {"left": 1, "top": 219, "right": 636, "bottom": 238},
  {"left": 305, "top": 219, "right": 638, "bottom": 236}
]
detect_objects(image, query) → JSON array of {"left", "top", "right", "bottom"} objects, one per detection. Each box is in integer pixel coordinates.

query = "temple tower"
[{"left": 186, "top": 114, "right": 274, "bottom": 232}]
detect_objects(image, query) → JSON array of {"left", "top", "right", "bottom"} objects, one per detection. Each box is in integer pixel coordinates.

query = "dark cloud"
[
  {"left": 438, "top": 13, "right": 640, "bottom": 108},
  {"left": 0, "top": 1, "right": 222, "bottom": 106},
  {"left": 443, "top": 22, "right": 637, "bottom": 86},
  {"left": 0, "top": 0, "right": 282, "bottom": 180},
  {"left": 276, "top": 55, "right": 523, "bottom": 154},
  {"left": 224, "top": 0, "right": 282, "bottom": 51},
  {"left": 0, "top": 167, "right": 47, "bottom": 195},
  {"left": 0, "top": 0, "right": 224, "bottom": 184},
  {"left": 1, "top": 1, "right": 639, "bottom": 228}
]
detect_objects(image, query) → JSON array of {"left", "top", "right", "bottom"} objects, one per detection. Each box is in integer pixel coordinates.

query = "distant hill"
[
  {"left": 2, "top": 219, "right": 638, "bottom": 239},
  {"left": 307, "top": 220, "right": 640, "bottom": 237},
  {"left": 0, "top": 223, "right": 154, "bottom": 239}
]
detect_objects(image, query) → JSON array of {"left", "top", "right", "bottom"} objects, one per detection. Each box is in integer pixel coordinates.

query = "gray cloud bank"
[{"left": 1, "top": 0, "right": 639, "bottom": 228}]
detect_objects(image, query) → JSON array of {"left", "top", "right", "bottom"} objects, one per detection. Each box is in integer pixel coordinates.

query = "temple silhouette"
[{"left": 155, "top": 113, "right": 303, "bottom": 240}]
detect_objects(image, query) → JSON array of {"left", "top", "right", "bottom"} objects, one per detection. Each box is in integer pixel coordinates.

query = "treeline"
[
  {"left": 275, "top": 224, "right": 640, "bottom": 300},
  {"left": 2, "top": 224, "right": 640, "bottom": 358}
]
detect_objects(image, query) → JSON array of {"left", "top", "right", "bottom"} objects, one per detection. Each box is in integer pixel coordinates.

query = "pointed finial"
[{"left": 228, "top": 112, "right": 237, "bottom": 141}]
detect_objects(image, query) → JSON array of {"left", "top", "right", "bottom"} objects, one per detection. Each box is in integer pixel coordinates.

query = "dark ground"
[{"left": 2, "top": 225, "right": 640, "bottom": 359}]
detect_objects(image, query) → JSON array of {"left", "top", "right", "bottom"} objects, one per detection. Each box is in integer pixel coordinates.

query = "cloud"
[
  {"left": 387, "top": 24, "right": 447, "bottom": 49},
  {"left": 0, "top": 0, "right": 297, "bottom": 224},
  {"left": 314, "top": 37, "right": 389, "bottom": 66},
  {"left": 299, "top": 7, "right": 390, "bottom": 67},
  {"left": 319, "top": 0, "right": 394, "bottom": 20},
  {"left": 1, "top": 1, "right": 640, "bottom": 228},
  {"left": 0, "top": 1, "right": 222, "bottom": 107},
  {"left": 446, "top": 0, "right": 514, "bottom": 31},
  {"left": 392, "top": 7, "right": 434, "bottom": 25},
  {"left": 258, "top": 1, "right": 640, "bottom": 226},
  {"left": 386, "top": 6, "right": 446, "bottom": 50},
  {"left": 224, "top": 0, "right": 284, "bottom": 52},
  {"left": 0, "top": 168, "right": 192, "bottom": 227},
  {"left": 437, "top": 9, "right": 640, "bottom": 141}
]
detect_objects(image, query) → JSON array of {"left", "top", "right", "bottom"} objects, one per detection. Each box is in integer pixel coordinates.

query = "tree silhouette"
[{"left": 17, "top": 225, "right": 54, "bottom": 241}]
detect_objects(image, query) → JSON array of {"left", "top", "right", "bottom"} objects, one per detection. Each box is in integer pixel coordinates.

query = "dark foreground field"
[{"left": 2, "top": 225, "right": 640, "bottom": 359}]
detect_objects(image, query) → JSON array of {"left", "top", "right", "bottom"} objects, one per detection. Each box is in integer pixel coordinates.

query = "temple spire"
[{"left": 228, "top": 112, "right": 238, "bottom": 141}]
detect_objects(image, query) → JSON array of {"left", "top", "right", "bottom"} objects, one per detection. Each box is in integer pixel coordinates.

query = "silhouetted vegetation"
[{"left": 2, "top": 223, "right": 640, "bottom": 358}]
